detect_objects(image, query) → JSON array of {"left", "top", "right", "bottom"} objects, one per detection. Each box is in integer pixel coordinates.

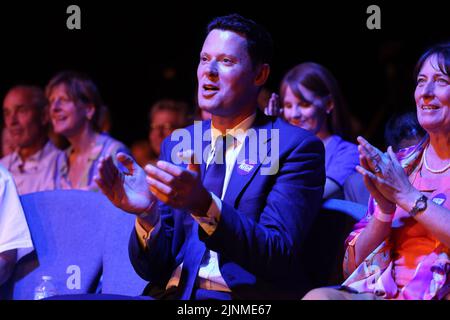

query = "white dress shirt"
[
  {"left": 135, "top": 113, "right": 256, "bottom": 292},
  {"left": 0, "top": 141, "right": 62, "bottom": 195}
]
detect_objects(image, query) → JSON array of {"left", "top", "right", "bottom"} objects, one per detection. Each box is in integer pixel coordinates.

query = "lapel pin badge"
[{"left": 237, "top": 160, "right": 256, "bottom": 175}]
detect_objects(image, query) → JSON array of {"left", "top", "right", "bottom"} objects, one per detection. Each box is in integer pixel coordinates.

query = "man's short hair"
[
  {"left": 5, "top": 85, "right": 48, "bottom": 113},
  {"left": 207, "top": 14, "right": 273, "bottom": 68}
]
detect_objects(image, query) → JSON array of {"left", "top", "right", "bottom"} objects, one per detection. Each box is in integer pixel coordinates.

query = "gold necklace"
[{"left": 423, "top": 144, "right": 450, "bottom": 174}]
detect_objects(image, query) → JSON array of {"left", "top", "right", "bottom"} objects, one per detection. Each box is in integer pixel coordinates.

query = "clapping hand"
[
  {"left": 144, "top": 150, "right": 212, "bottom": 216},
  {"left": 95, "top": 153, "right": 156, "bottom": 215},
  {"left": 356, "top": 137, "right": 416, "bottom": 211}
]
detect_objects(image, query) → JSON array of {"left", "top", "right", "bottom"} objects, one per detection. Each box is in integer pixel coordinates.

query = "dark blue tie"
[
  {"left": 202, "top": 135, "right": 228, "bottom": 198},
  {"left": 178, "top": 135, "right": 229, "bottom": 300}
]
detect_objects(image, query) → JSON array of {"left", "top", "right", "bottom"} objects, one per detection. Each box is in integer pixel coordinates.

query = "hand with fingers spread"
[
  {"left": 94, "top": 152, "right": 156, "bottom": 215},
  {"left": 264, "top": 93, "right": 282, "bottom": 117},
  {"left": 144, "top": 150, "right": 212, "bottom": 216}
]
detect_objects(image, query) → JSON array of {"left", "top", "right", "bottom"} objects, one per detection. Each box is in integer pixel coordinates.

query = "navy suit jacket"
[{"left": 129, "top": 111, "right": 325, "bottom": 299}]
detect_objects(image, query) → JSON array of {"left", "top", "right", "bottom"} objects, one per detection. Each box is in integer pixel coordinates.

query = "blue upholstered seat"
[
  {"left": 1, "top": 190, "right": 146, "bottom": 300},
  {"left": 101, "top": 210, "right": 147, "bottom": 296},
  {"left": 303, "top": 199, "right": 367, "bottom": 288},
  {"left": 321, "top": 198, "right": 367, "bottom": 222},
  {"left": 1, "top": 191, "right": 367, "bottom": 299}
]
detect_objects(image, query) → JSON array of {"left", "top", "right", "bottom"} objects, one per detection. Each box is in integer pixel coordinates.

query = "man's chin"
[
  {"left": 10, "top": 139, "right": 24, "bottom": 147},
  {"left": 198, "top": 104, "right": 219, "bottom": 115},
  {"left": 15, "top": 144, "right": 29, "bottom": 150}
]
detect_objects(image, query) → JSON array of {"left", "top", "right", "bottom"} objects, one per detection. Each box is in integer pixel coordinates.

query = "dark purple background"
[{"left": 0, "top": 0, "right": 448, "bottom": 147}]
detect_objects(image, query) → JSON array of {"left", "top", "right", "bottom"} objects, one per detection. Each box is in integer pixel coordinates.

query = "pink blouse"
[{"left": 342, "top": 142, "right": 450, "bottom": 300}]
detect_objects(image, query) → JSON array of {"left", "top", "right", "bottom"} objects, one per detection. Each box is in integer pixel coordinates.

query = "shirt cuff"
[
  {"left": 135, "top": 216, "right": 161, "bottom": 250},
  {"left": 191, "top": 192, "right": 222, "bottom": 236}
]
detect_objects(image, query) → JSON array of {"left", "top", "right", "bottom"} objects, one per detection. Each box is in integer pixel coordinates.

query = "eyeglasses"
[{"left": 150, "top": 124, "right": 178, "bottom": 132}]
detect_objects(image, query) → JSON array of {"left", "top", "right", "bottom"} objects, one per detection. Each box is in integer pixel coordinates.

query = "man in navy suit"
[{"left": 95, "top": 14, "right": 325, "bottom": 299}]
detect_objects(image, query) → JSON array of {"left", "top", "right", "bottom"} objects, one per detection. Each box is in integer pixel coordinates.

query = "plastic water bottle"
[{"left": 34, "top": 276, "right": 57, "bottom": 300}]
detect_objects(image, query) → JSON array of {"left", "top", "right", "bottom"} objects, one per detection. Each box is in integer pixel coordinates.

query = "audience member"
[
  {"left": 1, "top": 127, "right": 15, "bottom": 158},
  {"left": 130, "top": 139, "right": 153, "bottom": 168},
  {"left": 0, "top": 164, "right": 34, "bottom": 286},
  {"left": 266, "top": 62, "right": 359, "bottom": 199},
  {"left": 95, "top": 14, "right": 325, "bottom": 299},
  {"left": 384, "top": 111, "right": 427, "bottom": 152},
  {"left": 1, "top": 85, "right": 62, "bottom": 194},
  {"left": 46, "top": 71, "right": 129, "bottom": 191},
  {"left": 303, "top": 42, "right": 450, "bottom": 300},
  {"left": 146, "top": 99, "right": 190, "bottom": 165},
  {"left": 345, "top": 111, "right": 426, "bottom": 205}
]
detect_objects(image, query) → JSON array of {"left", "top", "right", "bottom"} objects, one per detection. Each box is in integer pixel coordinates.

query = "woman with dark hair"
[
  {"left": 46, "top": 71, "right": 129, "bottom": 191},
  {"left": 266, "top": 62, "right": 359, "bottom": 199},
  {"left": 303, "top": 42, "right": 450, "bottom": 300}
]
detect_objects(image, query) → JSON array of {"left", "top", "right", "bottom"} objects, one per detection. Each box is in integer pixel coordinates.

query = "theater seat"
[
  {"left": 101, "top": 210, "right": 147, "bottom": 296},
  {"left": 0, "top": 190, "right": 147, "bottom": 300},
  {"left": 303, "top": 199, "right": 367, "bottom": 288},
  {"left": 322, "top": 198, "right": 367, "bottom": 222}
]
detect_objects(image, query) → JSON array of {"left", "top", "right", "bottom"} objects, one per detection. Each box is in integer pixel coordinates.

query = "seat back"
[
  {"left": 344, "top": 172, "right": 370, "bottom": 206},
  {"left": 1, "top": 190, "right": 148, "bottom": 299},
  {"left": 303, "top": 199, "right": 367, "bottom": 288},
  {"left": 101, "top": 211, "right": 147, "bottom": 296},
  {"left": 322, "top": 198, "right": 367, "bottom": 222},
  {"left": 5, "top": 190, "right": 105, "bottom": 299}
]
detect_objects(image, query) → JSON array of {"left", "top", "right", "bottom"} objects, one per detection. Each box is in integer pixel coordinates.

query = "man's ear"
[
  {"left": 254, "top": 64, "right": 270, "bottom": 87},
  {"left": 326, "top": 98, "right": 334, "bottom": 115}
]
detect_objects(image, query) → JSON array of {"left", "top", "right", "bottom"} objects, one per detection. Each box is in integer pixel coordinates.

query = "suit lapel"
[
  {"left": 223, "top": 112, "right": 273, "bottom": 207},
  {"left": 195, "top": 120, "right": 211, "bottom": 181}
]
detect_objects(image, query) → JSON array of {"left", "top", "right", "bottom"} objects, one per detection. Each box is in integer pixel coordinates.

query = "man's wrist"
[
  {"left": 191, "top": 188, "right": 213, "bottom": 217},
  {"left": 191, "top": 192, "right": 221, "bottom": 236},
  {"left": 137, "top": 200, "right": 159, "bottom": 230}
]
